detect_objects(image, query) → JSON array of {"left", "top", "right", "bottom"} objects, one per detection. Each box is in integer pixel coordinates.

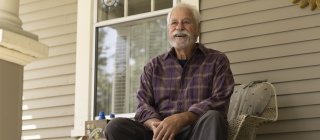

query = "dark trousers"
[{"left": 105, "top": 110, "right": 227, "bottom": 140}]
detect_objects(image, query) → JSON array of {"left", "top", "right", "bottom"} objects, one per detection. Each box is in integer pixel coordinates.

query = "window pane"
[
  {"left": 128, "top": 0, "right": 151, "bottom": 16},
  {"left": 95, "top": 16, "right": 169, "bottom": 116},
  {"left": 97, "top": 0, "right": 124, "bottom": 21},
  {"left": 155, "top": 0, "right": 172, "bottom": 10}
]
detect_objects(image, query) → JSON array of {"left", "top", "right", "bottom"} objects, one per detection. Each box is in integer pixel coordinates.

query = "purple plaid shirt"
[{"left": 134, "top": 43, "right": 234, "bottom": 123}]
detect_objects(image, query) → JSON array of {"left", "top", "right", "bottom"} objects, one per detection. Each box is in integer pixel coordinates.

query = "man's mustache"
[{"left": 173, "top": 31, "right": 191, "bottom": 37}]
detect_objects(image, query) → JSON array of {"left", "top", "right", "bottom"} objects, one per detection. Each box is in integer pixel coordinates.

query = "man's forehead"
[
  {"left": 170, "top": 8, "right": 194, "bottom": 20},
  {"left": 170, "top": 17, "right": 192, "bottom": 21}
]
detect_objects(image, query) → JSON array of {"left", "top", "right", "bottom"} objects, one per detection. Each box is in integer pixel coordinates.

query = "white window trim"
[
  {"left": 71, "top": 0, "right": 94, "bottom": 137},
  {"left": 95, "top": 9, "right": 171, "bottom": 27},
  {"left": 71, "top": 0, "right": 199, "bottom": 137}
]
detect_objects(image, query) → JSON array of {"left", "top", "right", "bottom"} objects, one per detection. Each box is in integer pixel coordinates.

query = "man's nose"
[{"left": 176, "top": 22, "right": 184, "bottom": 30}]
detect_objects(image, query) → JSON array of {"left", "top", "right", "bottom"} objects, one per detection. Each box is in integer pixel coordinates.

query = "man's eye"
[
  {"left": 183, "top": 21, "right": 191, "bottom": 24},
  {"left": 171, "top": 22, "right": 177, "bottom": 25}
]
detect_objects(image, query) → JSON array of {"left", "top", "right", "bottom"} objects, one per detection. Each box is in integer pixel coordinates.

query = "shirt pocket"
[{"left": 186, "top": 73, "right": 212, "bottom": 102}]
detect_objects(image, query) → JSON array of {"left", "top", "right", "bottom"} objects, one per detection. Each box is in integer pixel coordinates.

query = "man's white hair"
[{"left": 167, "top": 3, "right": 200, "bottom": 25}]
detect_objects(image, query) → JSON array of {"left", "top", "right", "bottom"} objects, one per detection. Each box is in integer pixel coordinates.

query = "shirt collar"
[{"left": 162, "top": 43, "right": 208, "bottom": 60}]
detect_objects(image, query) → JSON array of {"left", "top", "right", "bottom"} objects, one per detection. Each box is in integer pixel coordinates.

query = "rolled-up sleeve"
[
  {"left": 134, "top": 63, "right": 161, "bottom": 123},
  {"left": 188, "top": 54, "right": 234, "bottom": 118}
]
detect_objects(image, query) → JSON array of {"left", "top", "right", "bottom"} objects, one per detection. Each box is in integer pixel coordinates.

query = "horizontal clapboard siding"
[
  {"left": 257, "top": 131, "right": 320, "bottom": 140},
  {"left": 22, "top": 116, "right": 74, "bottom": 130},
  {"left": 22, "top": 14, "right": 77, "bottom": 31},
  {"left": 278, "top": 92, "right": 320, "bottom": 107},
  {"left": 200, "top": 0, "right": 320, "bottom": 139},
  {"left": 23, "top": 74, "right": 75, "bottom": 90},
  {"left": 24, "top": 54, "right": 76, "bottom": 70},
  {"left": 24, "top": 64, "right": 75, "bottom": 80},
  {"left": 23, "top": 85, "right": 75, "bottom": 100},
  {"left": 49, "top": 43, "right": 76, "bottom": 56},
  {"left": 23, "top": 95, "right": 75, "bottom": 110},
  {"left": 22, "top": 105, "right": 74, "bottom": 120},
  {"left": 20, "top": 3, "right": 77, "bottom": 23},
  {"left": 22, "top": 126, "right": 74, "bottom": 140},
  {"left": 20, "top": 0, "right": 77, "bottom": 139}
]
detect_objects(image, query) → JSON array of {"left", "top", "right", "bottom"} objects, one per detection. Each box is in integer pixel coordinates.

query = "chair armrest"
[
  {"left": 242, "top": 114, "right": 276, "bottom": 127},
  {"left": 228, "top": 114, "right": 276, "bottom": 140}
]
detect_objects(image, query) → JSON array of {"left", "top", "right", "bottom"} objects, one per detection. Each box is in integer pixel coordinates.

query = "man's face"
[{"left": 168, "top": 7, "right": 198, "bottom": 49}]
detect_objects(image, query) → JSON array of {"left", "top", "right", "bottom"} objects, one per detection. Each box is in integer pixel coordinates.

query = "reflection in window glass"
[
  {"left": 128, "top": 0, "right": 151, "bottom": 16},
  {"left": 97, "top": 0, "right": 124, "bottom": 21},
  {"left": 155, "top": 0, "right": 172, "bottom": 10},
  {"left": 95, "top": 16, "right": 169, "bottom": 116}
]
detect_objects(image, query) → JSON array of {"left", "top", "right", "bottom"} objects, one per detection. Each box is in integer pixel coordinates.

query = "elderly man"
[{"left": 105, "top": 3, "right": 234, "bottom": 140}]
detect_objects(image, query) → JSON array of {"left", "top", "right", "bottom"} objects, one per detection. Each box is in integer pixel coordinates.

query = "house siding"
[
  {"left": 20, "top": 0, "right": 77, "bottom": 139},
  {"left": 200, "top": 0, "right": 320, "bottom": 139}
]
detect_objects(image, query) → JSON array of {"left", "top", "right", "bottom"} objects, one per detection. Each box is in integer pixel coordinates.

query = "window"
[
  {"left": 94, "top": 0, "right": 173, "bottom": 116},
  {"left": 97, "top": 0, "right": 173, "bottom": 21}
]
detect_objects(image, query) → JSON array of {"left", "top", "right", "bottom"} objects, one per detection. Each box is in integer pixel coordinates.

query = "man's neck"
[{"left": 175, "top": 44, "right": 196, "bottom": 60}]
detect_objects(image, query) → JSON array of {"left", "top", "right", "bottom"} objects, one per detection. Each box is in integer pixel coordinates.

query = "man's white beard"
[{"left": 169, "top": 31, "right": 196, "bottom": 49}]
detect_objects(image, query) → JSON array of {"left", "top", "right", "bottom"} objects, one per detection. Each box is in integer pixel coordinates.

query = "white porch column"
[
  {"left": 0, "top": 0, "right": 22, "bottom": 29},
  {"left": 0, "top": 0, "right": 48, "bottom": 139}
]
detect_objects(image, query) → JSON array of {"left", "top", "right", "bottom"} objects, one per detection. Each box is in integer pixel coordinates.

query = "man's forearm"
[{"left": 179, "top": 111, "right": 199, "bottom": 125}]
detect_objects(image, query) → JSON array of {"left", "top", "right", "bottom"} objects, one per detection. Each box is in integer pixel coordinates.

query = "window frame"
[
  {"left": 72, "top": 0, "right": 199, "bottom": 137},
  {"left": 94, "top": 0, "right": 175, "bottom": 116},
  {"left": 95, "top": 15, "right": 170, "bottom": 116}
]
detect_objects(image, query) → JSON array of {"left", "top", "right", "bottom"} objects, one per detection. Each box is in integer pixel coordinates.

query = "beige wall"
[
  {"left": 200, "top": 0, "right": 320, "bottom": 139},
  {"left": 20, "top": 0, "right": 77, "bottom": 139}
]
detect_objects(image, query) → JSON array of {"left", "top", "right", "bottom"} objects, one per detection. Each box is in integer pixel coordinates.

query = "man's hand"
[
  {"left": 144, "top": 118, "right": 161, "bottom": 133},
  {"left": 152, "top": 114, "right": 184, "bottom": 140},
  {"left": 153, "top": 112, "right": 198, "bottom": 140}
]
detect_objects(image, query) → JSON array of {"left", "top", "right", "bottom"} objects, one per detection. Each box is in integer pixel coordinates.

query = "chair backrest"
[{"left": 227, "top": 81, "right": 278, "bottom": 121}]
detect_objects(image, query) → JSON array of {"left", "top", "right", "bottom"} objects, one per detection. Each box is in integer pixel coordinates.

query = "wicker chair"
[{"left": 227, "top": 81, "right": 278, "bottom": 140}]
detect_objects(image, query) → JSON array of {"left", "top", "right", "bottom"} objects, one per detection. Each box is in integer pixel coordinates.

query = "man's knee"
[
  {"left": 201, "top": 110, "right": 227, "bottom": 130},
  {"left": 105, "top": 118, "right": 149, "bottom": 140},
  {"left": 203, "top": 110, "right": 224, "bottom": 121},
  {"left": 105, "top": 118, "right": 128, "bottom": 135},
  {"left": 190, "top": 110, "right": 228, "bottom": 140}
]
